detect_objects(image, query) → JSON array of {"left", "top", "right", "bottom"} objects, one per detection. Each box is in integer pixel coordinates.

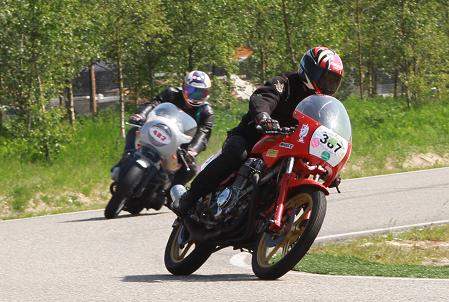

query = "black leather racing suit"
[
  {"left": 125, "top": 87, "right": 214, "bottom": 185},
  {"left": 185, "top": 72, "right": 313, "bottom": 204}
]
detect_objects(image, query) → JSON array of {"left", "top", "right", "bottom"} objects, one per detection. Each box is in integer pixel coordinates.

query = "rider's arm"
[
  {"left": 187, "top": 105, "right": 215, "bottom": 154},
  {"left": 249, "top": 75, "right": 288, "bottom": 122},
  {"left": 134, "top": 87, "right": 179, "bottom": 120}
]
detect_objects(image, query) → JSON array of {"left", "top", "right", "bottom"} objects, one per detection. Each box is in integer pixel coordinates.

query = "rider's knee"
[{"left": 222, "top": 135, "right": 248, "bottom": 161}]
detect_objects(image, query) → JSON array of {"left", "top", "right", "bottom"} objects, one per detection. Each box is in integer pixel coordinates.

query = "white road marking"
[
  {"left": 315, "top": 219, "right": 449, "bottom": 242},
  {"left": 229, "top": 219, "right": 449, "bottom": 275}
]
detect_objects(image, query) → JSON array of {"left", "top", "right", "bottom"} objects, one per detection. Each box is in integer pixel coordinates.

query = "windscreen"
[
  {"left": 295, "top": 95, "right": 351, "bottom": 141},
  {"left": 148, "top": 103, "right": 197, "bottom": 137}
]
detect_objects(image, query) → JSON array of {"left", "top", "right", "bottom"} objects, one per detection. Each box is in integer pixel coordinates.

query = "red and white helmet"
[
  {"left": 298, "top": 46, "right": 344, "bottom": 95},
  {"left": 182, "top": 70, "right": 211, "bottom": 107}
]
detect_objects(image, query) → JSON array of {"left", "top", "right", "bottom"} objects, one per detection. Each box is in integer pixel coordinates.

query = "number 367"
[{"left": 320, "top": 133, "right": 342, "bottom": 152}]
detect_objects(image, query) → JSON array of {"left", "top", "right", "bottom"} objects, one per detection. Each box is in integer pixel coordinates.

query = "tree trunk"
[
  {"left": 281, "top": 0, "right": 296, "bottom": 68},
  {"left": 147, "top": 49, "right": 158, "bottom": 97},
  {"left": 368, "top": 62, "right": 377, "bottom": 97},
  {"left": 260, "top": 46, "right": 266, "bottom": 81},
  {"left": 66, "top": 81, "right": 75, "bottom": 125},
  {"left": 355, "top": 0, "right": 364, "bottom": 99},
  {"left": 37, "top": 74, "right": 46, "bottom": 112},
  {"left": 117, "top": 54, "right": 126, "bottom": 138},
  {"left": 89, "top": 62, "right": 97, "bottom": 116},
  {"left": 188, "top": 45, "right": 194, "bottom": 71}
]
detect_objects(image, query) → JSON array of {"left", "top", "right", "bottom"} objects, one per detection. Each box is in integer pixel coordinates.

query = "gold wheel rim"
[
  {"left": 256, "top": 193, "right": 313, "bottom": 268},
  {"left": 170, "top": 226, "right": 195, "bottom": 263}
]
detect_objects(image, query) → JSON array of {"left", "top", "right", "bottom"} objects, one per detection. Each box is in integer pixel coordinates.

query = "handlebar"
[
  {"left": 126, "top": 122, "right": 143, "bottom": 128},
  {"left": 256, "top": 125, "right": 296, "bottom": 136}
]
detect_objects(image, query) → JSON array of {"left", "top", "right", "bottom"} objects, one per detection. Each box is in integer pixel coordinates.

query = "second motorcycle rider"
[{"left": 112, "top": 70, "right": 214, "bottom": 209}]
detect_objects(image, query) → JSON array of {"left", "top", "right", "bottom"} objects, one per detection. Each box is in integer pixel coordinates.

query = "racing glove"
[
  {"left": 255, "top": 112, "right": 280, "bottom": 132},
  {"left": 129, "top": 113, "right": 145, "bottom": 125}
]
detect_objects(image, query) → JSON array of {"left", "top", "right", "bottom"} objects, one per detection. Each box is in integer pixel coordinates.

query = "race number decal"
[
  {"left": 309, "top": 126, "right": 348, "bottom": 167},
  {"left": 149, "top": 124, "right": 171, "bottom": 146}
]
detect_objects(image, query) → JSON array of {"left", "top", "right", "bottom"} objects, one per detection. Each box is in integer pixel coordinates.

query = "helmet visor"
[
  {"left": 183, "top": 84, "right": 209, "bottom": 104},
  {"left": 318, "top": 70, "right": 342, "bottom": 95}
]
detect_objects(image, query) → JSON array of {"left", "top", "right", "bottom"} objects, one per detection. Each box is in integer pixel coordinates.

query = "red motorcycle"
[{"left": 164, "top": 95, "right": 352, "bottom": 280}]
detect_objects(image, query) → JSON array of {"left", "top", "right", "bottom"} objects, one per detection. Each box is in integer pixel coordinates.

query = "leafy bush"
[{"left": 0, "top": 106, "right": 74, "bottom": 162}]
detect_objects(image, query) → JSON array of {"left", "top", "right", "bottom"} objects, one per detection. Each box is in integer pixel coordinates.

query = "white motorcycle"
[{"left": 105, "top": 103, "right": 197, "bottom": 219}]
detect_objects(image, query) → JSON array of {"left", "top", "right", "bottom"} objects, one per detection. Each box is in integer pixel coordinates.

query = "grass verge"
[
  {"left": 294, "top": 224, "right": 449, "bottom": 279},
  {"left": 1, "top": 97, "right": 449, "bottom": 219}
]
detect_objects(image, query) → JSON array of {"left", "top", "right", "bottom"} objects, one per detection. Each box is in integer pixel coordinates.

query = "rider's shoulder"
[
  {"left": 159, "top": 86, "right": 182, "bottom": 101},
  {"left": 265, "top": 73, "right": 292, "bottom": 95},
  {"left": 198, "top": 102, "right": 214, "bottom": 115}
]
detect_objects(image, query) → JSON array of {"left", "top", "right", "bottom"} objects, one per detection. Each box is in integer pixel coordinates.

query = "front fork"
[{"left": 270, "top": 157, "right": 295, "bottom": 231}]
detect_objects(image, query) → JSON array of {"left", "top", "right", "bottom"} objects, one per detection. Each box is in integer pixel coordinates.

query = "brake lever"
[
  {"left": 177, "top": 149, "right": 191, "bottom": 172},
  {"left": 125, "top": 122, "right": 143, "bottom": 128}
]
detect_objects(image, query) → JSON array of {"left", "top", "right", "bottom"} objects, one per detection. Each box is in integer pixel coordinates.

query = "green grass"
[
  {"left": 0, "top": 103, "right": 247, "bottom": 219},
  {"left": 295, "top": 254, "right": 449, "bottom": 278},
  {"left": 294, "top": 224, "right": 449, "bottom": 279},
  {"left": 1, "top": 97, "right": 449, "bottom": 219},
  {"left": 344, "top": 96, "right": 449, "bottom": 177}
]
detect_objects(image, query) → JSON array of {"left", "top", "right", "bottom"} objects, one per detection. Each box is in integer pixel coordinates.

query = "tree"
[{"left": 97, "top": 0, "right": 168, "bottom": 137}]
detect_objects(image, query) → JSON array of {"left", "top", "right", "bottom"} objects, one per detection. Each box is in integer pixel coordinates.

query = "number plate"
[{"left": 309, "top": 126, "right": 348, "bottom": 167}]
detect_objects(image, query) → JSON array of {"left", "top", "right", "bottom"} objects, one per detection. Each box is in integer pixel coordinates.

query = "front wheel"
[
  {"left": 164, "top": 223, "right": 212, "bottom": 275},
  {"left": 104, "top": 194, "right": 127, "bottom": 219},
  {"left": 251, "top": 188, "right": 327, "bottom": 280}
]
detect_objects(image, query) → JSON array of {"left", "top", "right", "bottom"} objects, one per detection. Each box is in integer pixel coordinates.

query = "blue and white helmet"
[{"left": 182, "top": 70, "right": 211, "bottom": 107}]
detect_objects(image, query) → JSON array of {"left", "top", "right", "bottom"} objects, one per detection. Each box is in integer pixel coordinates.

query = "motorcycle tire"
[
  {"left": 104, "top": 193, "right": 128, "bottom": 219},
  {"left": 251, "top": 188, "right": 326, "bottom": 280},
  {"left": 125, "top": 204, "right": 145, "bottom": 215},
  {"left": 105, "top": 163, "right": 145, "bottom": 219},
  {"left": 164, "top": 223, "right": 212, "bottom": 276}
]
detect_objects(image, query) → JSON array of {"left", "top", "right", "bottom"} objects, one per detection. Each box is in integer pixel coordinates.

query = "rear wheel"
[
  {"left": 164, "top": 223, "right": 212, "bottom": 275},
  {"left": 251, "top": 188, "right": 326, "bottom": 280}
]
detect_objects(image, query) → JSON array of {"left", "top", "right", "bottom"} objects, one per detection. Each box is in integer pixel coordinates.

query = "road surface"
[{"left": 1, "top": 168, "right": 449, "bottom": 302}]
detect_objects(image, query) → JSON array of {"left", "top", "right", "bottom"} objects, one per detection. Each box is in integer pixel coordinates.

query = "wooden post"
[
  {"left": 58, "top": 94, "right": 64, "bottom": 107},
  {"left": 89, "top": 62, "right": 97, "bottom": 115}
]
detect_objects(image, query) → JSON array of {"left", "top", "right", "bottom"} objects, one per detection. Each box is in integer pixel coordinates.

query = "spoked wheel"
[
  {"left": 104, "top": 194, "right": 127, "bottom": 219},
  {"left": 164, "top": 223, "right": 213, "bottom": 276},
  {"left": 252, "top": 188, "right": 326, "bottom": 280}
]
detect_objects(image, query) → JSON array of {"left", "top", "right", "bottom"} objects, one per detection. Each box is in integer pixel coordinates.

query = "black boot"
[{"left": 177, "top": 191, "right": 196, "bottom": 217}]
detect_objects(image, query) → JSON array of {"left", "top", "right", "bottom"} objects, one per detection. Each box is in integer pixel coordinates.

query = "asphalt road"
[{"left": 1, "top": 168, "right": 449, "bottom": 302}]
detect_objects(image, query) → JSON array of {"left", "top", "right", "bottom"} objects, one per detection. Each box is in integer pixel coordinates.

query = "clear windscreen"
[
  {"left": 295, "top": 95, "right": 352, "bottom": 141},
  {"left": 148, "top": 103, "right": 197, "bottom": 137}
]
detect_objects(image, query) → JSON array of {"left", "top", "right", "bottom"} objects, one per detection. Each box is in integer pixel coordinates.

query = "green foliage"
[
  {"left": 209, "top": 76, "right": 238, "bottom": 109},
  {"left": 1, "top": 106, "right": 73, "bottom": 161}
]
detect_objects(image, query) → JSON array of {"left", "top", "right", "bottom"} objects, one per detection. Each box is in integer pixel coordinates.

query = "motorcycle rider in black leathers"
[
  {"left": 178, "top": 47, "right": 344, "bottom": 216},
  {"left": 113, "top": 70, "right": 214, "bottom": 187}
]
